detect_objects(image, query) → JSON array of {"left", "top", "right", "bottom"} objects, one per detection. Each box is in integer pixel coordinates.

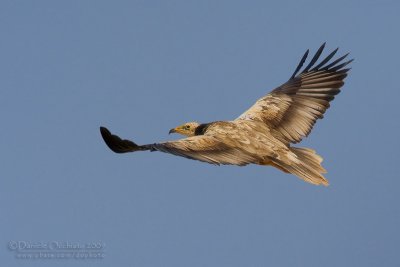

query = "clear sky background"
[{"left": 1, "top": 1, "right": 399, "bottom": 266}]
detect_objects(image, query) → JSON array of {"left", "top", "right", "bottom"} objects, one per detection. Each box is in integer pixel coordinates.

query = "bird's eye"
[{"left": 184, "top": 125, "right": 190, "bottom": 130}]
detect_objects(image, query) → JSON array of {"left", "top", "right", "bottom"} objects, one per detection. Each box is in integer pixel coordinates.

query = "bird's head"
[{"left": 169, "top": 122, "right": 200, "bottom": 137}]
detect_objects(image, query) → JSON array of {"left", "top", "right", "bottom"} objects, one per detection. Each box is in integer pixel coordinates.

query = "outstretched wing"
[
  {"left": 100, "top": 126, "right": 258, "bottom": 166},
  {"left": 236, "top": 43, "right": 353, "bottom": 144}
]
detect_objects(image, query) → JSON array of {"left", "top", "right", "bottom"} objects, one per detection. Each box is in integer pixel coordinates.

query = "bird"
[{"left": 100, "top": 43, "right": 352, "bottom": 186}]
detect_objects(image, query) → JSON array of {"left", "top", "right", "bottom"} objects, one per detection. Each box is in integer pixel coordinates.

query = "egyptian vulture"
[{"left": 100, "top": 43, "right": 352, "bottom": 186}]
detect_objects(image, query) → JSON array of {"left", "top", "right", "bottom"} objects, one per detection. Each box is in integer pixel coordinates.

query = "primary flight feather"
[{"left": 100, "top": 43, "right": 353, "bottom": 186}]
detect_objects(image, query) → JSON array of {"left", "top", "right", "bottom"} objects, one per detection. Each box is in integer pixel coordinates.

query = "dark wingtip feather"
[
  {"left": 311, "top": 47, "right": 339, "bottom": 71},
  {"left": 302, "top": 43, "right": 326, "bottom": 73},
  {"left": 339, "top": 67, "right": 352, "bottom": 73},
  {"left": 290, "top": 49, "right": 309, "bottom": 79},
  {"left": 100, "top": 126, "right": 140, "bottom": 153},
  {"left": 329, "top": 59, "right": 354, "bottom": 71},
  {"left": 321, "top": 53, "right": 349, "bottom": 70}
]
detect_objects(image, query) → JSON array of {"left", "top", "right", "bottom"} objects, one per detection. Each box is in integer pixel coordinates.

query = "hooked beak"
[{"left": 169, "top": 128, "right": 176, "bottom": 134}]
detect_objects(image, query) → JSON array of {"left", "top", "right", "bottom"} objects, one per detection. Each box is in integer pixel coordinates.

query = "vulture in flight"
[{"left": 100, "top": 43, "right": 352, "bottom": 186}]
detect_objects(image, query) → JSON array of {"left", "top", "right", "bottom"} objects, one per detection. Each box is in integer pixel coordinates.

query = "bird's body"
[{"left": 100, "top": 43, "right": 352, "bottom": 186}]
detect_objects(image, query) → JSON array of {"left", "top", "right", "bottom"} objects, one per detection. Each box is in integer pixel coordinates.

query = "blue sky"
[{"left": 1, "top": 0, "right": 399, "bottom": 266}]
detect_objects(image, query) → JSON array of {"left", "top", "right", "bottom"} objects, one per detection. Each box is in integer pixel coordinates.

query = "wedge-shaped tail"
[{"left": 281, "top": 147, "right": 328, "bottom": 186}]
